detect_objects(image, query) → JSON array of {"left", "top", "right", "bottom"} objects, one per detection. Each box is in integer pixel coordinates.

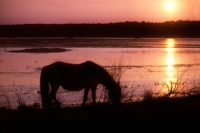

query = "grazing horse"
[{"left": 40, "top": 61, "right": 121, "bottom": 109}]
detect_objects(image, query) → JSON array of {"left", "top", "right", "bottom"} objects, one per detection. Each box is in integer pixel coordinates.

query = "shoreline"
[{"left": 1, "top": 38, "right": 200, "bottom": 48}]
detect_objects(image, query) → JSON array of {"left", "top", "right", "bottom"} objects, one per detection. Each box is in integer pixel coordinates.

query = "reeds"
[
  {"left": 99, "top": 56, "right": 127, "bottom": 103},
  {"left": 98, "top": 85, "right": 109, "bottom": 103},
  {"left": 142, "top": 67, "right": 200, "bottom": 102},
  {"left": 0, "top": 90, "right": 11, "bottom": 108},
  {"left": 0, "top": 83, "right": 11, "bottom": 108},
  {"left": 121, "top": 87, "right": 137, "bottom": 103},
  {"left": 160, "top": 68, "right": 188, "bottom": 98},
  {"left": 143, "top": 89, "right": 154, "bottom": 101},
  {"left": 16, "top": 93, "right": 26, "bottom": 107},
  {"left": 104, "top": 56, "right": 126, "bottom": 84}
]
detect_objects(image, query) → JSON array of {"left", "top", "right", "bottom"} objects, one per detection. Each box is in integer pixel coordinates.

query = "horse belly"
[{"left": 61, "top": 83, "right": 84, "bottom": 91}]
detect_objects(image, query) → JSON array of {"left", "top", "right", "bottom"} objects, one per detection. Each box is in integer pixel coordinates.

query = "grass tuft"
[{"left": 143, "top": 89, "right": 154, "bottom": 101}]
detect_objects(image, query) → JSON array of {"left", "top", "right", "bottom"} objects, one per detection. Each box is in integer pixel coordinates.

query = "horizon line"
[{"left": 1, "top": 19, "right": 200, "bottom": 25}]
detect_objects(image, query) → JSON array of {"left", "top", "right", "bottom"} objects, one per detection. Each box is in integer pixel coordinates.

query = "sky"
[{"left": 0, "top": 0, "right": 200, "bottom": 24}]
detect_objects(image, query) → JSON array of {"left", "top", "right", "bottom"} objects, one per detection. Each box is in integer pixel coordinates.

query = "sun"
[{"left": 167, "top": 1, "right": 175, "bottom": 10}]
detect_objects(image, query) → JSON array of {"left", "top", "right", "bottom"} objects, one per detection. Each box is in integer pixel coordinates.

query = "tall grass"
[
  {"left": 99, "top": 56, "right": 132, "bottom": 103},
  {"left": 142, "top": 67, "right": 200, "bottom": 101},
  {"left": 0, "top": 84, "right": 11, "bottom": 108},
  {"left": 158, "top": 68, "right": 188, "bottom": 98},
  {"left": 143, "top": 89, "right": 154, "bottom": 101},
  {"left": 0, "top": 92, "right": 11, "bottom": 108},
  {"left": 186, "top": 81, "right": 200, "bottom": 96},
  {"left": 121, "top": 87, "right": 138, "bottom": 103},
  {"left": 16, "top": 93, "right": 26, "bottom": 107},
  {"left": 104, "top": 56, "right": 127, "bottom": 84}
]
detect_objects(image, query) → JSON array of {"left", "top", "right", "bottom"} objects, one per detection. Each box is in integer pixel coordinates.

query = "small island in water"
[{"left": 8, "top": 48, "right": 70, "bottom": 53}]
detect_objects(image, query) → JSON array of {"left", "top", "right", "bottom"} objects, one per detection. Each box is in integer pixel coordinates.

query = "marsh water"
[{"left": 1, "top": 38, "right": 200, "bottom": 107}]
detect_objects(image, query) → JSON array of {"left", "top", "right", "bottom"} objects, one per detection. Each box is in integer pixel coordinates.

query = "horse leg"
[
  {"left": 91, "top": 87, "right": 96, "bottom": 106},
  {"left": 82, "top": 87, "right": 90, "bottom": 107},
  {"left": 50, "top": 84, "right": 61, "bottom": 109}
]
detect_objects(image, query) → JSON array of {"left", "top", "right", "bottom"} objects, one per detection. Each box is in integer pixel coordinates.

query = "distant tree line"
[{"left": 0, "top": 20, "right": 200, "bottom": 38}]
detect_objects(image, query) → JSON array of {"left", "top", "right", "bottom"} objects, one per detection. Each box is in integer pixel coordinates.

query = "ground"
[{"left": 1, "top": 96, "right": 200, "bottom": 133}]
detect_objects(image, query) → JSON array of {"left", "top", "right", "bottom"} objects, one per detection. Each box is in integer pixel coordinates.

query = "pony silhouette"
[{"left": 40, "top": 61, "right": 121, "bottom": 109}]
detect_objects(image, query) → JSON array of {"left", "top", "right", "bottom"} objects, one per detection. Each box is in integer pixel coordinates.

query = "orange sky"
[{"left": 0, "top": 0, "right": 200, "bottom": 24}]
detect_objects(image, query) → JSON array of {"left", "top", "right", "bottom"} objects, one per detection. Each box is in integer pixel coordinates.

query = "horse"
[{"left": 40, "top": 61, "right": 121, "bottom": 109}]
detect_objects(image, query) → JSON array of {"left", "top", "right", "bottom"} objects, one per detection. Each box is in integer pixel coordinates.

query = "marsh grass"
[
  {"left": 142, "top": 67, "right": 200, "bottom": 102},
  {"left": 16, "top": 93, "right": 26, "bottom": 107},
  {"left": 161, "top": 68, "right": 188, "bottom": 98},
  {"left": 104, "top": 56, "right": 127, "bottom": 84},
  {"left": 98, "top": 85, "right": 109, "bottom": 103},
  {"left": 99, "top": 56, "right": 128, "bottom": 103},
  {"left": 0, "top": 92, "right": 11, "bottom": 108},
  {"left": 143, "top": 89, "right": 154, "bottom": 101},
  {"left": 121, "top": 87, "right": 138, "bottom": 103},
  {"left": 186, "top": 82, "right": 200, "bottom": 96},
  {"left": 0, "top": 84, "right": 11, "bottom": 108},
  {"left": 156, "top": 68, "right": 188, "bottom": 98}
]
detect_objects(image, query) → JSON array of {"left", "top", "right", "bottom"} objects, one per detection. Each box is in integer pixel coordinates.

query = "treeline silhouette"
[{"left": 0, "top": 20, "right": 200, "bottom": 38}]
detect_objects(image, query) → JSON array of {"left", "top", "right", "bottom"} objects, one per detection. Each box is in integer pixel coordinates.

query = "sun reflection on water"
[
  {"left": 162, "top": 38, "right": 177, "bottom": 95},
  {"left": 166, "top": 38, "right": 175, "bottom": 77},
  {"left": 167, "top": 38, "right": 175, "bottom": 48}
]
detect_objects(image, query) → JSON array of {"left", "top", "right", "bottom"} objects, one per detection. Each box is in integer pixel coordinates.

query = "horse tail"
[{"left": 40, "top": 67, "right": 51, "bottom": 109}]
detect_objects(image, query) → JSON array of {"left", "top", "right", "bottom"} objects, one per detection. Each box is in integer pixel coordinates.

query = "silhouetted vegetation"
[
  {"left": 1, "top": 96, "right": 200, "bottom": 132},
  {"left": 0, "top": 20, "right": 200, "bottom": 38}
]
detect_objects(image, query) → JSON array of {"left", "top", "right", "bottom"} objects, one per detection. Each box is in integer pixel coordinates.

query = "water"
[{"left": 1, "top": 38, "right": 200, "bottom": 107}]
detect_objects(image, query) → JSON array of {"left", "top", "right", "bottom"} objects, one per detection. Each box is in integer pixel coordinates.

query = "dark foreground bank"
[{"left": 1, "top": 96, "right": 200, "bottom": 133}]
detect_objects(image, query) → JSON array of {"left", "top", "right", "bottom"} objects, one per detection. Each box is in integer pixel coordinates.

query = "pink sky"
[{"left": 0, "top": 0, "right": 200, "bottom": 24}]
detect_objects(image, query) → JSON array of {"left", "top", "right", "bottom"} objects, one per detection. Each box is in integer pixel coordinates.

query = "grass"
[
  {"left": 0, "top": 91, "right": 11, "bottom": 108},
  {"left": 0, "top": 84, "right": 11, "bottom": 108},
  {"left": 105, "top": 56, "right": 126, "bottom": 84}
]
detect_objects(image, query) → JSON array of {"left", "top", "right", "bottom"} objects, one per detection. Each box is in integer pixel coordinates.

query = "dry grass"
[
  {"left": 0, "top": 92, "right": 11, "bottom": 108},
  {"left": 141, "top": 67, "right": 200, "bottom": 102},
  {"left": 104, "top": 56, "right": 127, "bottom": 84},
  {"left": 0, "top": 84, "right": 11, "bottom": 108}
]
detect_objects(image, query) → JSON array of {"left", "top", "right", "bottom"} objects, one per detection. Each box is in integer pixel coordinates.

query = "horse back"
[{"left": 42, "top": 61, "right": 103, "bottom": 90}]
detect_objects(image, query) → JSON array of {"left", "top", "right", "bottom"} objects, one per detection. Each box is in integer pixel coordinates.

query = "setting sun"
[{"left": 167, "top": 1, "right": 175, "bottom": 10}]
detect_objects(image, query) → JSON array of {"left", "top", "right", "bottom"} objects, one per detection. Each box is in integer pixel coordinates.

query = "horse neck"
[
  {"left": 101, "top": 72, "right": 116, "bottom": 91},
  {"left": 89, "top": 62, "right": 117, "bottom": 90}
]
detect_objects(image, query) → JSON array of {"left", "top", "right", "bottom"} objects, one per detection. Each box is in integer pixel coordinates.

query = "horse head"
[{"left": 108, "top": 82, "right": 121, "bottom": 104}]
